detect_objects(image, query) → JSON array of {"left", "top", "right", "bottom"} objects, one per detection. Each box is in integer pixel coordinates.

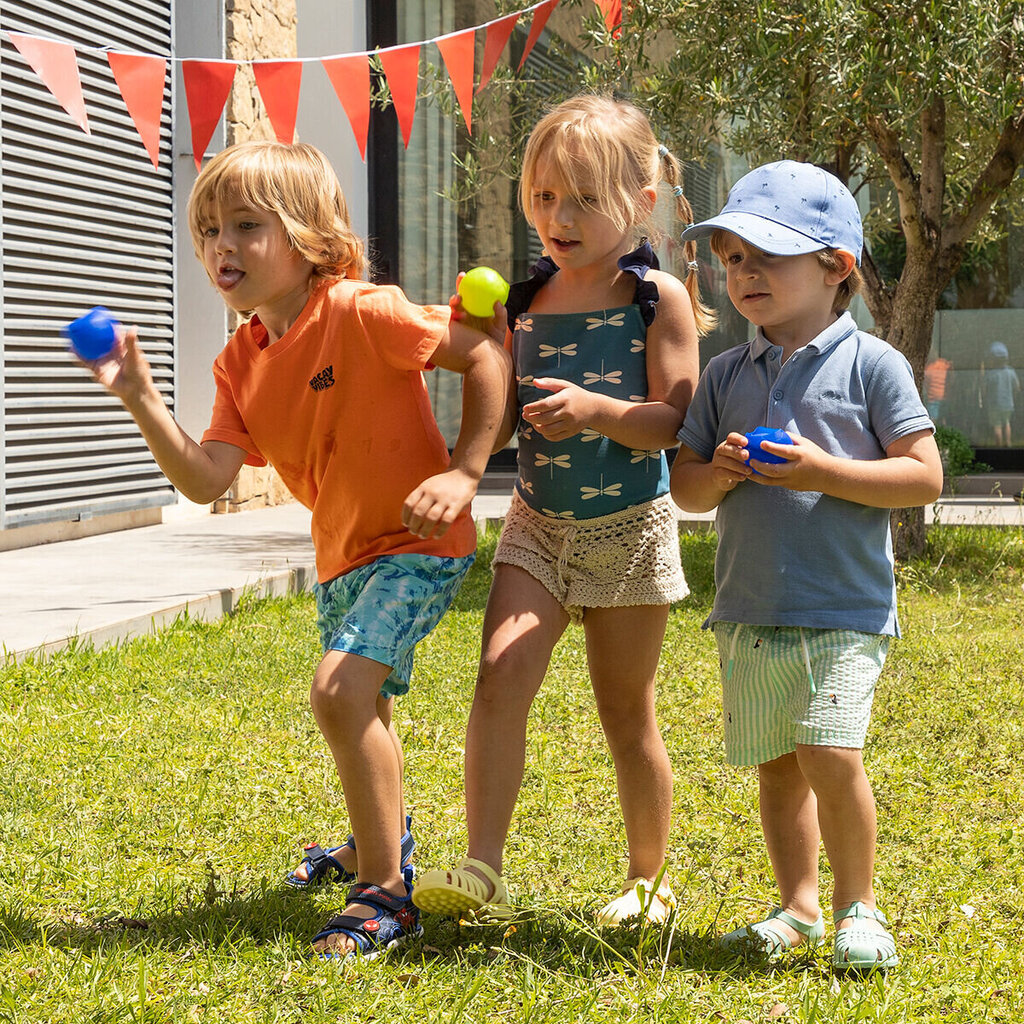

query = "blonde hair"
[
  {"left": 519, "top": 94, "right": 716, "bottom": 336},
  {"left": 709, "top": 231, "right": 862, "bottom": 313},
  {"left": 187, "top": 141, "right": 365, "bottom": 281}
]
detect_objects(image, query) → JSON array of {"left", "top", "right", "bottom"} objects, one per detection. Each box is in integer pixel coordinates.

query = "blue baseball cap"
[{"left": 681, "top": 160, "right": 864, "bottom": 266}]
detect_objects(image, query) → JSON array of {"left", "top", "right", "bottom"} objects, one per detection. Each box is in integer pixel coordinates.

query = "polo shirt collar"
[{"left": 750, "top": 311, "right": 858, "bottom": 361}]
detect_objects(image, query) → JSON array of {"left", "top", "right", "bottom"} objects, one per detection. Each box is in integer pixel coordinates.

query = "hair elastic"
[
  {"left": 671, "top": 185, "right": 684, "bottom": 198},
  {"left": 686, "top": 259, "right": 699, "bottom": 275},
  {"left": 658, "top": 144, "right": 670, "bottom": 158}
]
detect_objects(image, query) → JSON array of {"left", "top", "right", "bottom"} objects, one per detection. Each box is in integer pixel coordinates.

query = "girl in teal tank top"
[
  {"left": 412, "top": 95, "right": 715, "bottom": 930},
  {"left": 509, "top": 242, "right": 669, "bottom": 519}
]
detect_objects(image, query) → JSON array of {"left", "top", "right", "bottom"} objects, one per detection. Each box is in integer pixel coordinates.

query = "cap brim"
[{"left": 681, "top": 211, "right": 828, "bottom": 256}]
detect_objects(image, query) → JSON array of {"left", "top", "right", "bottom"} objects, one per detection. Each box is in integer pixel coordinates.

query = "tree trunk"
[{"left": 882, "top": 249, "right": 946, "bottom": 560}]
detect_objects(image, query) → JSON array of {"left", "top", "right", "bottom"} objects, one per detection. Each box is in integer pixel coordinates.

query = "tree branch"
[
  {"left": 919, "top": 95, "right": 945, "bottom": 232},
  {"left": 866, "top": 112, "right": 926, "bottom": 250},
  {"left": 859, "top": 248, "right": 894, "bottom": 334},
  {"left": 943, "top": 105, "right": 1024, "bottom": 251}
]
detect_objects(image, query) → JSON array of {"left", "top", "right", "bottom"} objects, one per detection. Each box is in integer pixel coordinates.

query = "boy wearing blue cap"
[{"left": 670, "top": 161, "right": 943, "bottom": 971}]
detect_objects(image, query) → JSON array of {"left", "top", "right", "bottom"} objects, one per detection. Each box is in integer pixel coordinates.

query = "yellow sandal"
[
  {"left": 411, "top": 857, "right": 513, "bottom": 921},
  {"left": 596, "top": 877, "right": 676, "bottom": 927}
]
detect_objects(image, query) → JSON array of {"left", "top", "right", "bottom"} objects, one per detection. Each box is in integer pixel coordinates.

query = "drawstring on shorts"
[
  {"left": 725, "top": 621, "right": 742, "bottom": 681},
  {"left": 725, "top": 624, "right": 818, "bottom": 697},
  {"left": 799, "top": 628, "right": 817, "bottom": 696},
  {"left": 554, "top": 523, "right": 577, "bottom": 593}
]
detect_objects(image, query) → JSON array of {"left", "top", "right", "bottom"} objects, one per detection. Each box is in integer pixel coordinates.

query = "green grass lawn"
[{"left": 1, "top": 525, "right": 1022, "bottom": 1022}]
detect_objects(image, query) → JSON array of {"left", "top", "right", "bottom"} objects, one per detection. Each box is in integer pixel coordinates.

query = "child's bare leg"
[
  {"left": 757, "top": 752, "right": 822, "bottom": 943},
  {"left": 291, "top": 692, "right": 404, "bottom": 882},
  {"left": 585, "top": 603, "right": 672, "bottom": 881},
  {"left": 464, "top": 564, "right": 568, "bottom": 890},
  {"left": 797, "top": 744, "right": 885, "bottom": 931},
  {"left": 309, "top": 650, "right": 405, "bottom": 954}
]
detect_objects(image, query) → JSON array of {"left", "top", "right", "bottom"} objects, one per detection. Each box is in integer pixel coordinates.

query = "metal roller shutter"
[{"left": 1, "top": 0, "right": 175, "bottom": 528}]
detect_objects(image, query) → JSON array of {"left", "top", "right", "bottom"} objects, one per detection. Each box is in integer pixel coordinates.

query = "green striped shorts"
[{"left": 712, "top": 623, "right": 889, "bottom": 766}]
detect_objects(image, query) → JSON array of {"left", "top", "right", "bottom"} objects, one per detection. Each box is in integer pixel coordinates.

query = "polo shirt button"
[{"left": 773, "top": 390, "right": 784, "bottom": 400}]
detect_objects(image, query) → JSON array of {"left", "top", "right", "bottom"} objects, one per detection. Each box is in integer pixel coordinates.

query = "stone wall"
[{"left": 214, "top": 0, "right": 298, "bottom": 513}]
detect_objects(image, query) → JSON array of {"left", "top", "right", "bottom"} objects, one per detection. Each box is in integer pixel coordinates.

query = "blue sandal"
[
  {"left": 312, "top": 871, "right": 421, "bottom": 961},
  {"left": 285, "top": 815, "right": 414, "bottom": 888}
]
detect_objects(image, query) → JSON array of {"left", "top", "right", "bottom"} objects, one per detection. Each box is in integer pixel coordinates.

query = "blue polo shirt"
[{"left": 678, "top": 313, "right": 933, "bottom": 636}]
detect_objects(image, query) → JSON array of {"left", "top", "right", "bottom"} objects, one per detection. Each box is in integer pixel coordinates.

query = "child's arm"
[
  {"left": 401, "top": 319, "right": 511, "bottom": 539},
  {"left": 746, "top": 429, "right": 944, "bottom": 508},
  {"left": 523, "top": 271, "right": 698, "bottom": 450},
  {"left": 670, "top": 433, "right": 752, "bottom": 513},
  {"left": 87, "top": 327, "right": 247, "bottom": 503},
  {"left": 491, "top": 327, "right": 519, "bottom": 452}
]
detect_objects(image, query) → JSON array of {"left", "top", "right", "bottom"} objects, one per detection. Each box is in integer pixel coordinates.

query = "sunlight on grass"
[{"left": 1, "top": 526, "right": 1022, "bottom": 1020}]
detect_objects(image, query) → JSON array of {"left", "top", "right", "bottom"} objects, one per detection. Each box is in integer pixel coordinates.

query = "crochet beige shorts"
[{"left": 493, "top": 490, "right": 688, "bottom": 624}]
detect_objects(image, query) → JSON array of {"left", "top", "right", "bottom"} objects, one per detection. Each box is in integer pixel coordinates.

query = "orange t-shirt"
[{"left": 201, "top": 278, "right": 476, "bottom": 583}]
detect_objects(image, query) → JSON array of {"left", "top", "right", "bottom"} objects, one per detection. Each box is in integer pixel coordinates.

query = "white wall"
[
  {"left": 295, "top": 1, "right": 370, "bottom": 247},
  {"left": 172, "top": 0, "right": 230, "bottom": 447}
]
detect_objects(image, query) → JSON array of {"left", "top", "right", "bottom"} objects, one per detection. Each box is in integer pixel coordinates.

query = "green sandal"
[
  {"left": 720, "top": 906, "right": 825, "bottom": 958},
  {"left": 832, "top": 902, "right": 899, "bottom": 972}
]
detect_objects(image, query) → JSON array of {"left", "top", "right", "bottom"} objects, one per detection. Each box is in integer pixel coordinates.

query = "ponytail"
[{"left": 659, "top": 148, "right": 717, "bottom": 337}]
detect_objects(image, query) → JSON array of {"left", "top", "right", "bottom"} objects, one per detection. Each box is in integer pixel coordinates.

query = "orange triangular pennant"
[
  {"left": 378, "top": 43, "right": 421, "bottom": 149},
  {"left": 435, "top": 28, "right": 476, "bottom": 135},
  {"left": 518, "top": 0, "right": 559, "bottom": 70},
  {"left": 107, "top": 51, "right": 167, "bottom": 168},
  {"left": 476, "top": 13, "right": 519, "bottom": 95},
  {"left": 182, "top": 60, "right": 237, "bottom": 170},
  {"left": 253, "top": 61, "right": 302, "bottom": 145},
  {"left": 595, "top": 0, "right": 622, "bottom": 33},
  {"left": 9, "top": 33, "right": 90, "bottom": 134},
  {"left": 321, "top": 54, "right": 371, "bottom": 161}
]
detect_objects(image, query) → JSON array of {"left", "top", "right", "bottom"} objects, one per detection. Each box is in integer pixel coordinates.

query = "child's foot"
[
  {"left": 285, "top": 816, "right": 414, "bottom": 888},
  {"left": 596, "top": 877, "right": 675, "bottom": 927},
  {"left": 288, "top": 842, "right": 356, "bottom": 886},
  {"left": 312, "top": 871, "right": 421, "bottom": 960},
  {"left": 832, "top": 902, "right": 898, "bottom": 971},
  {"left": 719, "top": 906, "right": 824, "bottom": 957},
  {"left": 412, "top": 857, "right": 513, "bottom": 920}
]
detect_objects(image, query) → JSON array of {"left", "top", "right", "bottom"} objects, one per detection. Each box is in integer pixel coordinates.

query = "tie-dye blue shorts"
[{"left": 314, "top": 553, "right": 474, "bottom": 697}]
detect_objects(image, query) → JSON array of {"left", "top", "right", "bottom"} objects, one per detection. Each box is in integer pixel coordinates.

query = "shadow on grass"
[
  {"left": 412, "top": 908, "right": 823, "bottom": 980},
  {"left": 0, "top": 895, "right": 824, "bottom": 982},
  {"left": 0, "top": 885, "right": 320, "bottom": 955}
]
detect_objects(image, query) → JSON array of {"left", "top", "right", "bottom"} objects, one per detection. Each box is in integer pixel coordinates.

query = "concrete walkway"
[{"left": 2, "top": 487, "right": 1021, "bottom": 662}]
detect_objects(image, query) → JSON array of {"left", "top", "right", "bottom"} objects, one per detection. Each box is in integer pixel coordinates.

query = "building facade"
[{"left": 1, "top": 0, "right": 1021, "bottom": 550}]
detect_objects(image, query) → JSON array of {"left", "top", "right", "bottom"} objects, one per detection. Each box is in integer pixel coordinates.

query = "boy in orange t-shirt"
[{"left": 82, "top": 141, "right": 509, "bottom": 960}]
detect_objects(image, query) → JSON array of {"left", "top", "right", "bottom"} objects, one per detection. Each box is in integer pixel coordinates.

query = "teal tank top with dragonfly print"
[{"left": 506, "top": 242, "right": 670, "bottom": 520}]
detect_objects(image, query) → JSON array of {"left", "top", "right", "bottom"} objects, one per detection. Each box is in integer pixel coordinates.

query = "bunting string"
[{"left": 0, "top": 0, "right": 620, "bottom": 170}]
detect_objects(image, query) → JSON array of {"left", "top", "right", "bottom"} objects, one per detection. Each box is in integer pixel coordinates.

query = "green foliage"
[
  {"left": 933, "top": 425, "right": 991, "bottom": 478},
  {"left": 2, "top": 528, "right": 1024, "bottom": 1019},
  {"left": 446, "top": 0, "right": 1023, "bottom": 385}
]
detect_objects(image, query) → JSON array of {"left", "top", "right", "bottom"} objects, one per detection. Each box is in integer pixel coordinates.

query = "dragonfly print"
[
  {"left": 535, "top": 452, "right": 572, "bottom": 478},
  {"left": 581, "top": 474, "right": 623, "bottom": 501},
  {"left": 541, "top": 508, "right": 576, "bottom": 519},
  {"left": 583, "top": 360, "right": 623, "bottom": 386},
  {"left": 538, "top": 342, "right": 578, "bottom": 367},
  {"left": 516, "top": 316, "right": 534, "bottom": 332},
  {"left": 585, "top": 311, "right": 627, "bottom": 331},
  {"left": 630, "top": 449, "right": 660, "bottom": 469}
]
